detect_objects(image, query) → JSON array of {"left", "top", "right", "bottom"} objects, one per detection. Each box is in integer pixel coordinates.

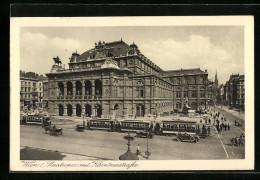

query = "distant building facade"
[
  {"left": 20, "top": 71, "right": 47, "bottom": 110},
  {"left": 223, "top": 74, "right": 245, "bottom": 109},
  {"left": 216, "top": 84, "right": 224, "bottom": 105},
  {"left": 160, "top": 68, "right": 209, "bottom": 111},
  {"left": 44, "top": 40, "right": 211, "bottom": 117}
]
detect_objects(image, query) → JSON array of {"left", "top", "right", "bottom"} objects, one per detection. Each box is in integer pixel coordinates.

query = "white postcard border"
[{"left": 10, "top": 16, "right": 254, "bottom": 171}]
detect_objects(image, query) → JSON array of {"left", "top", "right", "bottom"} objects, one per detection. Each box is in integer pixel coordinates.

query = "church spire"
[{"left": 215, "top": 69, "right": 219, "bottom": 87}]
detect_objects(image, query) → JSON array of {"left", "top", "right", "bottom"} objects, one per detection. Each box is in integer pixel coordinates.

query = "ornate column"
[
  {"left": 82, "top": 80, "right": 85, "bottom": 97},
  {"left": 64, "top": 81, "right": 67, "bottom": 97},
  {"left": 91, "top": 80, "right": 95, "bottom": 97},
  {"left": 73, "top": 81, "right": 76, "bottom": 98},
  {"left": 55, "top": 82, "right": 59, "bottom": 97},
  {"left": 72, "top": 104, "right": 76, "bottom": 117},
  {"left": 64, "top": 105, "right": 68, "bottom": 116},
  {"left": 82, "top": 104, "right": 85, "bottom": 115},
  {"left": 54, "top": 104, "right": 59, "bottom": 116},
  {"left": 92, "top": 104, "right": 96, "bottom": 117}
]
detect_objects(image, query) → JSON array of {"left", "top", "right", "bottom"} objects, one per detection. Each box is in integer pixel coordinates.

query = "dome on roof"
[{"left": 130, "top": 42, "right": 138, "bottom": 49}]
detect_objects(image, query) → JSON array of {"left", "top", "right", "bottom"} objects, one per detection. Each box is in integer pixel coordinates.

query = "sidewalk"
[{"left": 216, "top": 106, "right": 245, "bottom": 121}]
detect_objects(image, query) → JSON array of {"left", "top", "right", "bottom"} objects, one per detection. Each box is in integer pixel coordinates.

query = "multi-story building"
[
  {"left": 223, "top": 74, "right": 245, "bottom": 109},
  {"left": 160, "top": 68, "right": 209, "bottom": 111},
  {"left": 20, "top": 71, "right": 47, "bottom": 110},
  {"left": 216, "top": 84, "right": 224, "bottom": 105},
  {"left": 45, "top": 40, "right": 210, "bottom": 117}
]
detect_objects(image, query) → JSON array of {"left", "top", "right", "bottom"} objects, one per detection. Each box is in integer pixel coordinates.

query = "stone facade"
[
  {"left": 223, "top": 74, "right": 245, "bottom": 109},
  {"left": 45, "top": 40, "right": 209, "bottom": 117},
  {"left": 20, "top": 71, "right": 46, "bottom": 110},
  {"left": 161, "top": 68, "right": 209, "bottom": 111}
]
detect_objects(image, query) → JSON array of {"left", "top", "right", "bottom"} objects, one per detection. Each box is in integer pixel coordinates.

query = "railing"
[
  {"left": 75, "top": 95, "right": 82, "bottom": 99},
  {"left": 65, "top": 95, "right": 73, "bottom": 99},
  {"left": 84, "top": 95, "right": 92, "bottom": 99},
  {"left": 94, "top": 95, "right": 102, "bottom": 100}
]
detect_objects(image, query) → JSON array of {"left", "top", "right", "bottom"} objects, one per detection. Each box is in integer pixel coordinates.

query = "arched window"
[
  {"left": 67, "top": 81, "right": 73, "bottom": 95},
  {"left": 76, "top": 104, "right": 82, "bottom": 117},
  {"left": 58, "top": 82, "right": 64, "bottom": 95},
  {"left": 95, "top": 79, "right": 102, "bottom": 97},
  {"left": 85, "top": 104, "right": 91, "bottom": 117},
  {"left": 85, "top": 80, "right": 92, "bottom": 97},
  {"left": 67, "top": 104, "right": 72, "bottom": 116},
  {"left": 76, "top": 81, "right": 82, "bottom": 95}
]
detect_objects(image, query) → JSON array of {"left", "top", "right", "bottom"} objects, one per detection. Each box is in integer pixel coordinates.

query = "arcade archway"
[
  {"left": 114, "top": 104, "right": 119, "bottom": 117},
  {"left": 76, "top": 104, "right": 82, "bottom": 117},
  {"left": 67, "top": 104, "right": 72, "bottom": 116},
  {"left": 58, "top": 104, "right": 64, "bottom": 116},
  {"left": 96, "top": 104, "right": 102, "bottom": 117},
  {"left": 85, "top": 104, "right": 91, "bottom": 117}
]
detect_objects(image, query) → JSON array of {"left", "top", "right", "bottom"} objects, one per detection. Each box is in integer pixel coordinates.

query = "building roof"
[
  {"left": 20, "top": 70, "right": 47, "bottom": 81},
  {"left": 160, "top": 68, "right": 207, "bottom": 77},
  {"left": 76, "top": 40, "right": 130, "bottom": 62}
]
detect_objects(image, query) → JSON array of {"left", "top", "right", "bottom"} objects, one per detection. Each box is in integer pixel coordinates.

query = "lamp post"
[
  {"left": 119, "top": 132, "right": 139, "bottom": 160},
  {"left": 145, "top": 132, "right": 151, "bottom": 159}
]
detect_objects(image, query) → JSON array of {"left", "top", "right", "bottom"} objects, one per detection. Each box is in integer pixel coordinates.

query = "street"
[{"left": 20, "top": 107, "right": 245, "bottom": 160}]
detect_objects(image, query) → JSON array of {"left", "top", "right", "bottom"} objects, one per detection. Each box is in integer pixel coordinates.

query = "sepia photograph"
[{"left": 10, "top": 16, "right": 254, "bottom": 171}]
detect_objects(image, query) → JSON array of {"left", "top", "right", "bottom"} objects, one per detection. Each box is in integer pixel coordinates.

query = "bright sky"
[{"left": 20, "top": 26, "right": 244, "bottom": 84}]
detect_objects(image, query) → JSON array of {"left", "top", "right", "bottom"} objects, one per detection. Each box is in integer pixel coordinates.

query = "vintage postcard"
[{"left": 10, "top": 16, "right": 254, "bottom": 171}]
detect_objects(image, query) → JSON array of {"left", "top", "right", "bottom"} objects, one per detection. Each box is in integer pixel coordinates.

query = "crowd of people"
[{"left": 207, "top": 107, "right": 245, "bottom": 147}]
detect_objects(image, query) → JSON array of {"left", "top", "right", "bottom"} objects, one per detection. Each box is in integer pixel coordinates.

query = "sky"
[{"left": 20, "top": 26, "right": 244, "bottom": 84}]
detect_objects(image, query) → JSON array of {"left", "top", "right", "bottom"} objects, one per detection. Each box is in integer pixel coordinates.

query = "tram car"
[
  {"left": 119, "top": 119, "right": 154, "bottom": 133},
  {"left": 87, "top": 118, "right": 118, "bottom": 131},
  {"left": 155, "top": 118, "right": 197, "bottom": 136},
  {"left": 20, "top": 113, "right": 51, "bottom": 126}
]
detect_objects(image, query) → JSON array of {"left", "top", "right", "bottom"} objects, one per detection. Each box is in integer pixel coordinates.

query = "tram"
[
  {"left": 157, "top": 119, "right": 197, "bottom": 135},
  {"left": 119, "top": 119, "right": 154, "bottom": 133},
  {"left": 20, "top": 113, "right": 51, "bottom": 126},
  {"left": 88, "top": 118, "right": 118, "bottom": 131}
]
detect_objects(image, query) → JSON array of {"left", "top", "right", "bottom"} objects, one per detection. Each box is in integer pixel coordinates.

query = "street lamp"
[
  {"left": 145, "top": 132, "right": 151, "bottom": 159},
  {"left": 119, "top": 132, "right": 139, "bottom": 160}
]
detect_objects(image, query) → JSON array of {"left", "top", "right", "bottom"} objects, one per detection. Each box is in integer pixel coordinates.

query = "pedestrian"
[
  {"left": 235, "top": 137, "right": 239, "bottom": 146},
  {"left": 241, "top": 133, "right": 245, "bottom": 139},
  {"left": 209, "top": 119, "right": 211, "bottom": 125},
  {"left": 227, "top": 123, "right": 230, "bottom": 131},
  {"left": 83, "top": 120, "right": 85, "bottom": 127},
  {"left": 197, "top": 126, "right": 201, "bottom": 134},
  {"left": 239, "top": 138, "right": 242, "bottom": 146},
  {"left": 231, "top": 138, "right": 235, "bottom": 146},
  {"left": 136, "top": 144, "right": 140, "bottom": 155},
  {"left": 224, "top": 117, "right": 226, "bottom": 122},
  {"left": 224, "top": 124, "right": 227, "bottom": 131},
  {"left": 207, "top": 127, "right": 211, "bottom": 136}
]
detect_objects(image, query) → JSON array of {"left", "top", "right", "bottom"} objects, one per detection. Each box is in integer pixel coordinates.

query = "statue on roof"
[
  {"left": 53, "top": 56, "right": 62, "bottom": 65},
  {"left": 51, "top": 56, "right": 64, "bottom": 73}
]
